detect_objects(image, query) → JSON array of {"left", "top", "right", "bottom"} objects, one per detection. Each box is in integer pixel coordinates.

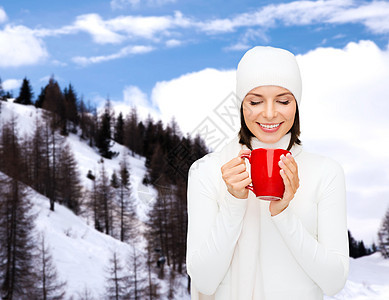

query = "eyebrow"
[{"left": 246, "top": 92, "right": 294, "bottom": 98}]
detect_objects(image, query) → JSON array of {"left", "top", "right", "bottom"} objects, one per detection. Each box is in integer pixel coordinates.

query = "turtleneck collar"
[{"left": 241, "top": 133, "right": 303, "bottom": 157}]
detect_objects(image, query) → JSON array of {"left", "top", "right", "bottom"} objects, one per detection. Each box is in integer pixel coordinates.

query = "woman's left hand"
[{"left": 270, "top": 153, "right": 300, "bottom": 216}]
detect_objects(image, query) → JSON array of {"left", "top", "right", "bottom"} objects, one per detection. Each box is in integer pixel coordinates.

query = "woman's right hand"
[{"left": 221, "top": 149, "right": 252, "bottom": 199}]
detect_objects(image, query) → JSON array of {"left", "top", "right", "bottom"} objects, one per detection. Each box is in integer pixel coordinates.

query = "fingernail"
[{"left": 286, "top": 153, "right": 292, "bottom": 157}]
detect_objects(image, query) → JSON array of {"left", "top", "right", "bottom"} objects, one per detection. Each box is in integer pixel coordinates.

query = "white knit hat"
[{"left": 236, "top": 46, "right": 302, "bottom": 106}]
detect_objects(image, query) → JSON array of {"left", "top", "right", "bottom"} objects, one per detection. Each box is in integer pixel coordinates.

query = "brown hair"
[{"left": 238, "top": 102, "right": 301, "bottom": 151}]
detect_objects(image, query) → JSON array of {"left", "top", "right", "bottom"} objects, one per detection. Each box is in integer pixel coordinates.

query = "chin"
[{"left": 254, "top": 132, "right": 283, "bottom": 144}]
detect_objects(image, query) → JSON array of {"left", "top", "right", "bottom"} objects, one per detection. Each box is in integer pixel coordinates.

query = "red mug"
[{"left": 241, "top": 148, "right": 291, "bottom": 201}]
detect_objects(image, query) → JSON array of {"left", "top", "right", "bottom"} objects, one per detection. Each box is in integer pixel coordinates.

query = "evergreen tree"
[
  {"left": 114, "top": 112, "right": 124, "bottom": 145},
  {"left": 5, "top": 91, "right": 13, "bottom": 99},
  {"left": 127, "top": 244, "right": 148, "bottom": 300},
  {"left": 111, "top": 171, "right": 120, "bottom": 189},
  {"left": 0, "top": 77, "right": 5, "bottom": 101},
  {"left": 15, "top": 77, "right": 33, "bottom": 105},
  {"left": 117, "top": 154, "right": 134, "bottom": 242},
  {"left": 35, "top": 234, "right": 67, "bottom": 300},
  {"left": 105, "top": 251, "right": 129, "bottom": 300},
  {"left": 0, "top": 118, "right": 38, "bottom": 299},
  {"left": 42, "top": 77, "right": 66, "bottom": 133},
  {"left": 95, "top": 159, "right": 113, "bottom": 235},
  {"left": 378, "top": 207, "right": 389, "bottom": 258},
  {"left": 145, "top": 243, "right": 160, "bottom": 300},
  {"left": 35, "top": 87, "right": 46, "bottom": 108},
  {"left": 63, "top": 83, "right": 79, "bottom": 132},
  {"left": 57, "top": 143, "right": 82, "bottom": 215},
  {"left": 30, "top": 118, "right": 48, "bottom": 195},
  {"left": 348, "top": 230, "right": 359, "bottom": 258},
  {"left": 125, "top": 107, "right": 142, "bottom": 156},
  {"left": 96, "top": 100, "right": 114, "bottom": 159}
]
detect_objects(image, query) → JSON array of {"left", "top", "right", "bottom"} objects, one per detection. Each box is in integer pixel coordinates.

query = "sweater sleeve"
[
  {"left": 186, "top": 155, "right": 248, "bottom": 295},
  {"left": 271, "top": 158, "right": 349, "bottom": 296}
]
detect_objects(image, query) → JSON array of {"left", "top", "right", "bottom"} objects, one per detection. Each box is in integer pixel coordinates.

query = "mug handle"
[{"left": 241, "top": 154, "right": 254, "bottom": 192}]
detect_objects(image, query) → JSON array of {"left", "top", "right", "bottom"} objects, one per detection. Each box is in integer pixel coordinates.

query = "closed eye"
[{"left": 277, "top": 100, "right": 291, "bottom": 105}]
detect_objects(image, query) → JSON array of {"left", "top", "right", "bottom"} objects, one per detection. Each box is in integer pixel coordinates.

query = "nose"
[{"left": 263, "top": 102, "right": 277, "bottom": 119}]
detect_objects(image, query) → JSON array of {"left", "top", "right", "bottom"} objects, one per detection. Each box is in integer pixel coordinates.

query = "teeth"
[{"left": 260, "top": 123, "right": 281, "bottom": 129}]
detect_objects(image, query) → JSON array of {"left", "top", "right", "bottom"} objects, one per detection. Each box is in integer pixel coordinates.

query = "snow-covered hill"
[
  {"left": 1, "top": 100, "right": 389, "bottom": 299},
  {"left": 0, "top": 100, "right": 187, "bottom": 298}
]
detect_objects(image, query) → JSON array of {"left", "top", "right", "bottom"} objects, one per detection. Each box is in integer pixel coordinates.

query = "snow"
[
  {"left": 32, "top": 188, "right": 131, "bottom": 298},
  {"left": 325, "top": 254, "right": 389, "bottom": 300},
  {"left": 1, "top": 100, "right": 389, "bottom": 299}
]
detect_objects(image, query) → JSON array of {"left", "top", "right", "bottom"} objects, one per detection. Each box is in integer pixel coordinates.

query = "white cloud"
[
  {"left": 25, "top": 1, "right": 389, "bottom": 52},
  {"left": 0, "top": 7, "right": 7, "bottom": 23},
  {"left": 106, "top": 11, "right": 191, "bottom": 40},
  {"left": 0, "top": 25, "right": 48, "bottom": 67},
  {"left": 2, "top": 79, "right": 22, "bottom": 91},
  {"left": 74, "top": 14, "right": 125, "bottom": 44},
  {"left": 36, "top": 11, "right": 191, "bottom": 45},
  {"left": 151, "top": 68, "right": 236, "bottom": 138},
  {"left": 111, "top": 0, "right": 176, "bottom": 10},
  {"left": 196, "top": 0, "right": 389, "bottom": 36},
  {"left": 111, "top": 85, "right": 160, "bottom": 121},
  {"left": 165, "top": 39, "right": 182, "bottom": 47},
  {"left": 329, "top": 1, "right": 389, "bottom": 34},
  {"left": 197, "top": 0, "right": 351, "bottom": 33},
  {"left": 72, "top": 45, "right": 154, "bottom": 66},
  {"left": 297, "top": 40, "right": 389, "bottom": 153}
]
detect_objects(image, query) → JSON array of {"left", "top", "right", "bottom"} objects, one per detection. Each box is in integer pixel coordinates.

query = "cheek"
[
  {"left": 282, "top": 106, "right": 296, "bottom": 123},
  {"left": 243, "top": 105, "right": 259, "bottom": 121}
]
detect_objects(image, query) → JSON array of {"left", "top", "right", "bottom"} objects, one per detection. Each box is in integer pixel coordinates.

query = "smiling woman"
[{"left": 186, "top": 46, "right": 349, "bottom": 300}]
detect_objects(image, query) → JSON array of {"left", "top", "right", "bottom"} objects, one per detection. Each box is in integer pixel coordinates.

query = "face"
[{"left": 242, "top": 85, "right": 296, "bottom": 144}]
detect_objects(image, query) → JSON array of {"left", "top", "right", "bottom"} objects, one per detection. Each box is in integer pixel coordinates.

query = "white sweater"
[{"left": 186, "top": 133, "right": 349, "bottom": 300}]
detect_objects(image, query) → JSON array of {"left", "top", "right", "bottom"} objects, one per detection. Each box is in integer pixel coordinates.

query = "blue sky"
[
  {"left": 1, "top": 0, "right": 389, "bottom": 103},
  {"left": 1, "top": 0, "right": 389, "bottom": 244}
]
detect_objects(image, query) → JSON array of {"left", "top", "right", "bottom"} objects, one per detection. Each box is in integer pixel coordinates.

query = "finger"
[
  {"left": 280, "top": 154, "right": 297, "bottom": 173},
  {"left": 280, "top": 169, "right": 293, "bottom": 201},
  {"left": 228, "top": 171, "right": 250, "bottom": 184},
  {"left": 222, "top": 157, "right": 242, "bottom": 172},
  {"left": 234, "top": 177, "right": 252, "bottom": 190},
  {"left": 278, "top": 159, "right": 294, "bottom": 181},
  {"left": 222, "top": 163, "right": 246, "bottom": 178}
]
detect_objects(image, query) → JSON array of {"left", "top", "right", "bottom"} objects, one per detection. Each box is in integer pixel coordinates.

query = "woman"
[{"left": 186, "top": 46, "right": 349, "bottom": 300}]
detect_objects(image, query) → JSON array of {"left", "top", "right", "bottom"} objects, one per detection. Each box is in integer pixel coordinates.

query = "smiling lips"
[{"left": 258, "top": 122, "right": 283, "bottom": 132}]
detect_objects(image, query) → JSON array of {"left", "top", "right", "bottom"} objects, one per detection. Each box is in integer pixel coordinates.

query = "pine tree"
[
  {"left": 57, "top": 143, "right": 82, "bottom": 215},
  {"left": 35, "top": 234, "right": 67, "bottom": 300},
  {"left": 145, "top": 243, "right": 160, "bottom": 300},
  {"left": 0, "top": 118, "right": 38, "bottom": 299},
  {"left": 96, "top": 100, "right": 114, "bottom": 159},
  {"left": 0, "top": 77, "right": 6, "bottom": 101},
  {"left": 95, "top": 159, "right": 113, "bottom": 235},
  {"left": 105, "top": 251, "right": 129, "bottom": 300},
  {"left": 42, "top": 77, "right": 66, "bottom": 133},
  {"left": 35, "top": 87, "right": 46, "bottom": 108},
  {"left": 378, "top": 207, "right": 389, "bottom": 258},
  {"left": 117, "top": 154, "right": 134, "bottom": 242},
  {"left": 127, "top": 244, "right": 148, "bottom": 300},
  {"left": 63, "top": 83, "right": 79, "bottom": 133},
  {"left": 15, "top": 77, "right": 33, "bottom": 105},
  {"left": 114, "top": 112, "right": 124, "bottom": 145},
  {"left": 125, "top": 107, "right": 142, "bottom": 156},
  {"left": 30, "top": 118, "right": 49, "bottom": 195}
]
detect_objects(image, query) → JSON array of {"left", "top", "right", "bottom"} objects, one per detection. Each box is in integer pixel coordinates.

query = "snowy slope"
[
  {"left": 31, "top": 186, "right": 132, "bottom": 298},
  {"left": 0, "top": 101, "right": 183, "bottom": 298},
  {"left": 325, "top": 254, "right": 389, "bottom": 300}
]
